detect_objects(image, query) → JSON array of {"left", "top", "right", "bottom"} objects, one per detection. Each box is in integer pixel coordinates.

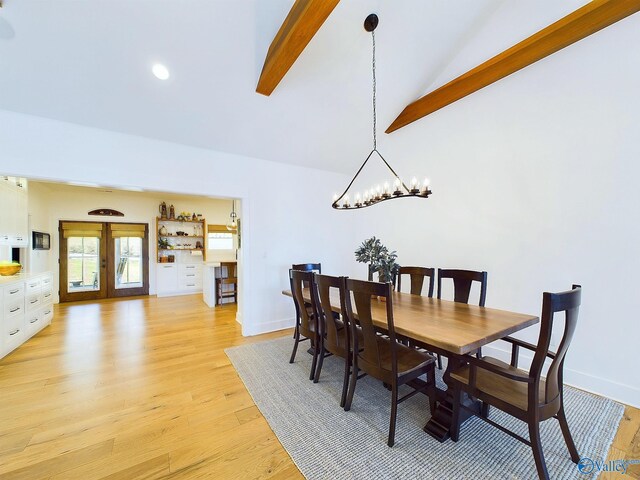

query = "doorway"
[{"left": 59, "top": 221, "right": 149, "bottom": 302}]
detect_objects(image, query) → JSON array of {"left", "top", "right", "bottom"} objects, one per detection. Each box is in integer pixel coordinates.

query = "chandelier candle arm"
[{"left": 331, "top": 13, "right": 432, "bottom": 211}]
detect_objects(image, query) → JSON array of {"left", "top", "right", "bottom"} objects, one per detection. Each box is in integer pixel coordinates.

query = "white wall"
[
  {"left": 0, "top": 110, "right": 360, "bottom": 338},
  {"left": 357, "top": 7, "right": 640, "bottom": 407},
  {"left": 26, "top": 181, "right": 52, "bottom": 273}
]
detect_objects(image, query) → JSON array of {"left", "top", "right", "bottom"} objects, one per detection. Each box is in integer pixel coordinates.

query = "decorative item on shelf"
[
  {"left": 195, "top": 240, "right": 203, "bottom": 249},
  {"left": 159, "top": 225, "right": 168, "bottom": 236},
  {"left": 168, "top": 255, "right": 175, "bottom": 263},
  {"left": 226, "top": 199, "right": 238, "bottom": 231},
  {"left": 0, "top": 261, "right": 21, "bottom": 276},
  {"left": 169, "top": 204, "right": 175, "bottom": 220},
  {"left": 192, "top": 213, "right": 197, "bottom": 221},
  {"left": 159, "top": 202, "right": 168, "bottom": 219},
  {"left": 332, "top": 13, "right": 432, "bottom": 211},
  {"left": 177, "top": 215, "right": 185, "bottom": 221},
  {"left": 197, "top": 214, "right": 203, "bottom": 221},
  {"left": 158, "top": 238, "right": 170, "bottom": 249}
]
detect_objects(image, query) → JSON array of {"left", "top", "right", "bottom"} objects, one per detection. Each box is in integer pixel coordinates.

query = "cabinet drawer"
[
  {"left": 178, "top": 277, "right": 202, "bottom": 289},
  {"left": 26, "top": 294, "right": 41, "bottom": 312},
  {"left": 42, "top": 306, "right": 54, "bottom": 324},
  {"left": 3, "top": 313, "right": 24, "bottom": 345},
  {"left": 4, "top": 300, "right": 23, "bottom": 318},
  {"left": 178, "top": 264, "right": 203, "bottom": 275},
  {"left": 26, "top": 310, "right": 42, "bottom": 332},
  {"left": 41, "top": 288, "right": 54, "bottom": 305},
  {"left": 4, "top": 284, "right": 24, "bottom": 301},
  {"left": 25, "top": 279, "right": 42, "bottom": 295},
  {"left": 42, "top": 275, "right": 53, "bottom": 288}
]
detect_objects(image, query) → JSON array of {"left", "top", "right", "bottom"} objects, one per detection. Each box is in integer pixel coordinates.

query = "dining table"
[{"left": 282, "top": 287, "right": 539, "bottom": 442}]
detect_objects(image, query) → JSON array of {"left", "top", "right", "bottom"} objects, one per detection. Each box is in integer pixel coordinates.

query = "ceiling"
[{"left": 0, "top": 0, "right": 589, "bottom": 174}]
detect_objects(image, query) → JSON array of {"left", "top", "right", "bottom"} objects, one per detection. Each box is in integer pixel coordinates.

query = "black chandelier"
[{"left": 332, "top": 14, "right": 432, "bottom": 210}]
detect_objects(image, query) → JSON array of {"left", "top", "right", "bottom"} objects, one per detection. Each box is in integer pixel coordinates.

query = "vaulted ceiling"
[{"left": 0, "top": 0, "right": 598, "bottom": 174}]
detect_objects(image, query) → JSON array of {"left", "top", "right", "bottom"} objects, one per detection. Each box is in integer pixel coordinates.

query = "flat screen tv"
[{"left": 32, "top": 231, "right": 50, "bottom": 250}]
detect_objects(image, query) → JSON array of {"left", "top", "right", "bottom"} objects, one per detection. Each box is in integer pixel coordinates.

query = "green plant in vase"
[
  {"left": 355, "top": 236, "right": 386, "bottom": 281},
  {"left": 377, "top": 250, "right": 399, "bottom": 285}
]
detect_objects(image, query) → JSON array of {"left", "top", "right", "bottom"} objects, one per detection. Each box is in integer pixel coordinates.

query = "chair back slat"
[
  {"left": 290, "top": 269, "right": 316, "bottom": 336},
  {"left": 345, "top": 279, "right": 396, "bottom": 374},
  {"left": 531, "top": 285, "right": 582, "bottom": 404},
  {"left": 396, "top": 266, "right": 435, "bottom": 297},
  {"left": 315, "top": 274, "right": 348, "bottom": 354},
  {"left": 292, "top": 263, "right": 321, "bottom": 288},
  {"left": 437, "top": 269, "right": 488, "bottom": 306}
]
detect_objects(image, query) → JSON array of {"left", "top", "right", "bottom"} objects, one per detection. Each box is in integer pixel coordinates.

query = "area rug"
[{"left": 225, "top": 337, "right": 623, "bottom": 479}]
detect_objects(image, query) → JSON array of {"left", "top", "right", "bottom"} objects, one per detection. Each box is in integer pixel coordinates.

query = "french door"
[{"left": 59, "top": 221, "right": 149, "bottom": 302}]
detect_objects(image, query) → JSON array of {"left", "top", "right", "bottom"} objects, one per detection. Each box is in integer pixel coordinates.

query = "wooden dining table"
[{"left": 282, "top": 287, "right": 538, "bottom": 442}]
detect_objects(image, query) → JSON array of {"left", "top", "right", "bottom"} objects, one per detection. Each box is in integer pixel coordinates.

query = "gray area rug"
[{"left": 225, "top": 337, "right": 623, "bottom": 479}]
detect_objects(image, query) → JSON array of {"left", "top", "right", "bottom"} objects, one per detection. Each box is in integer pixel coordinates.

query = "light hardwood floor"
[{"left": 0, "top": 295, "right": 637, "bottom": 479}]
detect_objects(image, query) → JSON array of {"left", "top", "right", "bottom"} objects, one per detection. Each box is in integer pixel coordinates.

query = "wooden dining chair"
[
  {"left": 312, "top": 274, "right": 361, "bottom": 407},
  {"left": 290, "top": 263, "right": 322, "bottom": 336},
  {"left": 288, "top": 269, "right": 320, "bottom": 381},
  {"left": 396, "top": 266, "right": 435, "bottom": 297},
  {"left": 395, "top": 266, "right": 443, "bottom": 368},
  {"left": 448, "top": 285, "right": 582, "bottom": 480},
  {"left": 437, "top": 268, "right": 488, "bottom": 306},
  {"left": 343, "top": 278, "right": 437, "bottom": 447}
]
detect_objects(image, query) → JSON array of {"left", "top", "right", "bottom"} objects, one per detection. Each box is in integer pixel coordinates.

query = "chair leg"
[
  {"left": 313, "top": 340, "right": 325, "bottom": 383},
  {"left": 289, "top": 329, "right": 300, "bottom": 364},
  {"left": 388, "top": 382, "right": 398, "bottom": 447},
  {"left": 480, "top": 402, "right": 490, "bottom": 419},
  {"left": 557, "top": 404, "right": 580, "bottom": 463},
  {"left": 309, "top": 337, "right": 319, "bottom": 381},
  {"left": 528, "top": 421, "right": 550, "bottom": 480},
  {"left": 339, "top": 355, "right": 350, "bottom": 408},
  {"left": 450, "top": 385, "right": 462, "bottom": 442},
  {"left": 344, "top": 357, "right": 359, "bottom": 411},
  {"left": 436, "top": 354, "right": 443, "bottom": 370}
]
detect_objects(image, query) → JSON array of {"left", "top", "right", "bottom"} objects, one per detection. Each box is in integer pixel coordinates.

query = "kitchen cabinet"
[
  {"left": 0, "top": 272, "right": 54, "bottom": 359},
  {"left": 0, "top": 176, "right": 28, "bottom": 247}
]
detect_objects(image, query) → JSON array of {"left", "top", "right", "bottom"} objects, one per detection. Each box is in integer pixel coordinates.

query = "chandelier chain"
[{"left": 372, "top": 30, "right": 377, "bottom": 151}]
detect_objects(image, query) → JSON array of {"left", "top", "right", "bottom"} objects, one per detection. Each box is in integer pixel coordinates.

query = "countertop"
[{"left": 0, "top": 271, "right": 51, "bottom": 286}]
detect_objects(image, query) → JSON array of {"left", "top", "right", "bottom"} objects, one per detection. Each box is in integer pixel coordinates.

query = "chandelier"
[{"left": 332, "top": 14, "right": 432, "bottom": 210}]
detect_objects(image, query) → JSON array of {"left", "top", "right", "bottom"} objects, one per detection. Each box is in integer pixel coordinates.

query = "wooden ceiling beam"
[
  {"left": 386, "top": 0, "right": 640, "bottom": 133},
  {"left": 256, "top": 0, "right": 340, "bottom": 96}
]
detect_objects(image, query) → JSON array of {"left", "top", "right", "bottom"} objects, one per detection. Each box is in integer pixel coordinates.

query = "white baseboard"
[
  {"left": 482, "top": 344, "right": 640, "bottom": 409},
  {"left": 242, "top": 316, "right": 294, "bottom": 337},
  {"left": 235, "top": 311, "right": 242, "bottom": 326}
]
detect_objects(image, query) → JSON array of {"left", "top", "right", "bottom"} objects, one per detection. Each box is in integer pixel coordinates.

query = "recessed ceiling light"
[{"left": 152, "top": 63, "right": 170, "bottom": 80}]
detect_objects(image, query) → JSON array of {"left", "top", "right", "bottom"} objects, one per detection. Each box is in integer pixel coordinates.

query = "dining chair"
[
  {"left": 448, "top": 285, "right": 582, "bottom": 480},
  {"left": 437, "top": 268, "right": 488, "bottom": 306},
  {"left": 343, "top": 278, "right": 437, "bottom": 447},
  {"left": 290, "top": 263, "right": 322, "bottom": 336},
  {"left": 396, "top": 266, "right": 435, "bottom": 297},
  {"left": 289, "top": 269, "right": 320, "bottom": 381},
  {"left": 312, "top": 274, "right": 361, "bottom": 407},
  {"left": 395, "top": 266, "right": 442, "bottom": 369}
]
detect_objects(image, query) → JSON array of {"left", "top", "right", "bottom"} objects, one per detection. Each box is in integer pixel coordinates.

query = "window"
[
  {"left": 115, "top": 237, "right": 143, "bottom": 289},
  {"left": 208, "top": 232, "right": 234, "bottom": 250},
  {"left": 67, "top": 236, "right": 100, "bottom": 292}
]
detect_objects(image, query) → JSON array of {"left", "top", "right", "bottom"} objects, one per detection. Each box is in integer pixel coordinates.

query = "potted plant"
[
  {"left": 377, "top": 250, "right": 399, "bottom": 285},
  {"left": 355, "top": 236, "right": 387, "bottom": 281}
]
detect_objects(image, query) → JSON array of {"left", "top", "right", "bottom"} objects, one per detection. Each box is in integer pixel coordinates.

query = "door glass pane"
[
  {"left": 68, "top": 237, "right": 100, "bottom": 292},
  {"left": 115, "top": 237, "right": 143, "bottom": 290}
]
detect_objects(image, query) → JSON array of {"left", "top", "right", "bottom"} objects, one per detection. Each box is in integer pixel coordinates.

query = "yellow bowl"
[{"left": 0, "top": 264, "right": 21, "bottom": 276}]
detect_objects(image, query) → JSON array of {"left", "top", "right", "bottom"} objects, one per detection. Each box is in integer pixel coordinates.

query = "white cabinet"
[
  {"left": 0, "top": 272, "right": 53, "bottom": 359},
  {"left": 156, "top": 264, "right": 178, "bottom": 297},
  {"left": 156, "top": 263, "right": 203, "bottom": 297},
  {"left": 0, "top": 176, "right": 28, "bottom": 247}
]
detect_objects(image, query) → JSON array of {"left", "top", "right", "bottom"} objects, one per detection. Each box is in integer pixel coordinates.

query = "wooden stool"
[{"left": 216, "top": 277, "right": 237, "bottom": 305}]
